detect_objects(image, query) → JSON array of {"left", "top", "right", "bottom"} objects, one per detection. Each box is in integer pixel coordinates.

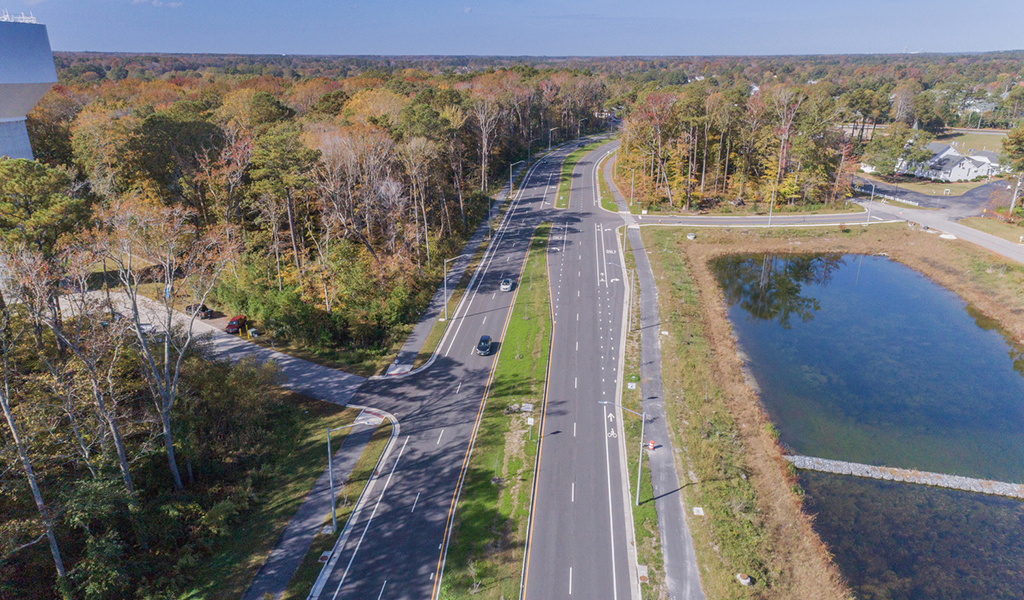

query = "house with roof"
[{"left": 896, "top": 142, "right": 1005, "bottom": 182}]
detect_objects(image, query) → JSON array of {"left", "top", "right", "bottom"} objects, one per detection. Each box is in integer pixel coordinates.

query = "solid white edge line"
[
  {"left": 614, "top": 225, "right": 643, "bottom": 600},
  {"left": 306, "top": 409, "right": 400, "bottom": 600},
  {"left": 602, "top": 405, "right": 620, "bottom": 600},
  {"left": 332, "top": 436, "right": 409, "bottom": 600}
]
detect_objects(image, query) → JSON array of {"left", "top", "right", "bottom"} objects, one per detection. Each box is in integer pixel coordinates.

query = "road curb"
[{"left": 306, "top": 406, "right": 400, "bottom": 600}]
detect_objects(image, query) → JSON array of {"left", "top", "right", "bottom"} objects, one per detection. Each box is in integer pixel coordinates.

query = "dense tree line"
[
  {"left": 617, "top": 82, "right": 855, "bottom": 211},
  {"left": 3, "top": 64, "right": 611, "bottom": 598}
]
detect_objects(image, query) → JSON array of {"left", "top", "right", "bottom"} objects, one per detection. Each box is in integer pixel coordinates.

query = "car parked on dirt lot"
[
  {"left": 186, "top": 303, "right": 214, "bottom": 319},
  {"left": 476, "top": 335, "right": 492, "bottom": 356},
  {"left": 225, "top": 315, "right": 247, "bottom": 334},
  {"left": 500, "top": 278, "right": 514, "bottom": 292}
]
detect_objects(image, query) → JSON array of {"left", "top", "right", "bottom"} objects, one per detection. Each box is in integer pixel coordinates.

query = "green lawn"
[
  {"left": 184, "top": 394, "right": 361, "bottom": 599},
  {"left": 961, "top": 217, "right": 1024, "bottom": 244},
  {"left": 556, "top": 140, "right": 606, "bottom": 209},
  {"left": 441, "top": 223, "right": 552, "bottom": 600},
  {"left": 935, "top": 130, "right": 1007, "bottom": 156},
  {"left": 598, "top": 152, "right": 619, "bottom": 213}
]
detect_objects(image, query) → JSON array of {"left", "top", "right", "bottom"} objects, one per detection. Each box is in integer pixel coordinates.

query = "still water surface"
[
  {"left": 712, "top": 253, "right": 1024, "bottom": 482},
  {"left": 712, "top": 253, "right": 1024, "bottom": 600}
]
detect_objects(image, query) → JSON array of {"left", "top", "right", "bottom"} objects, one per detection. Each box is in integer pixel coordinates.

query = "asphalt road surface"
[
  {"left": 311, "top": 140, "right": 636, "bottom": 600},
  {"left": 521, "top": 142, "right": 638, "bottom": 600}
]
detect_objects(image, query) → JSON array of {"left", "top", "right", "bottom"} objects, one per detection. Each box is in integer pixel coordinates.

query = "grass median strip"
[
  {"left": 598, "top": 151, "right": 619, "bottom": 213},
  {"left": 556, "top": 140, "right": 606, "bottom": 209},
  {"left": 441, "top": 223, "right": 552, "bottom": 600},
  {"left": 618, "top": 230, "right": 668, "bottom": 597}
]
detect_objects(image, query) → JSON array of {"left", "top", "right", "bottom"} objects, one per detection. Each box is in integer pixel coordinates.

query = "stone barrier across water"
[{"left": 786, "top": 455, "right": 1024, "bottom": 500}]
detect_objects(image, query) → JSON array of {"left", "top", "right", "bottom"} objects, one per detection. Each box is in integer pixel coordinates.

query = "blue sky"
[{"left": 14, "top": 0, "right": 1024, "bottom": 56}]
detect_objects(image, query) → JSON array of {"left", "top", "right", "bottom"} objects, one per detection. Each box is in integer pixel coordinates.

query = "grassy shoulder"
[
  {"left": 598, "top": 152, "right": 619, "bottom": 213},
  {"left": 640, "top": 221, "right": 1024, "bottom": 600},
  {"left": 618, "top": 230, "right": 667, "bottom": 598},
  {"left": 185, "top": 392, "right": 362, "bottom": 599},
  {"left": 556, "top": 140, "right": 606, "bottom": 209},
  {"left": 441, "top": 223, "right": 552, "bottom": 600},
  {"left": 280, "top": 420, "right": 394, "bottom": 600},
  {"left": 961, "top": 216, "right": 1024, "bottom": 244}
]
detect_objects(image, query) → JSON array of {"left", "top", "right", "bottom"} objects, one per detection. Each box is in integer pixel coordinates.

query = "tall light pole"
[
  {"left": 577, "top": 118, "right": 588, "bottom": 140},
  {"left": 442, "top": 256, "right": 460, "bottom": 322},
  {"left": 599, "top": 401, "right": 645, "bottom": 506},
  {"left": 1009, "top": 175, "right": 1022, "bottom": 214},
  {"left": 629, "top": 167, "right": 636, "bottom": 207},
  {"left": 327, "top": 418, "right": 372, "bottom": 533},
  {"left": 866, "top": 183, "right": 876, "bottom": 224},
  {"left": 527, "top": 137, "right": 541, "bottom": 164},
  {"left": 509, "top": 160, "right": 525, "bottom": 202},
  {"left": 548, "top": 127, "right": 559, "bottom": 152}
]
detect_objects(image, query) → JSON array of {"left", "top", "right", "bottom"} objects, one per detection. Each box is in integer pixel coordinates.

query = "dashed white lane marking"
[
  {"left": 436, "top": 429, "right": 444, "bottom": 445},
  {"left": 574, "top": 422, "right": 576, "bottom": 437},
  {"left": 456, "top": 382, "right": 462, "bottom": 394},
  {"left": 411, "top": 492, "right": 420, "bottom": 513},
  {"left": 569, "top": 567, "right": 573, "bottom": 595},
  {"left": 482, "top": 316, "right": 487, "bottom": 325},
  {"left": 377, "top": 580, "right": 387, "bottom": 600},
  {"left": 575, "top": 377, "right": 578, "bottom": 388}
]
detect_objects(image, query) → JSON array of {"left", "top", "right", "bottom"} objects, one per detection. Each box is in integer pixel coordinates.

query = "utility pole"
[
  {"left": 867, "top": 183, "right": 876, "bottom": 224},
  {"left": 548, "top": 127, "right": 559, "bottom": 152},
  {"left": 443, "top": 256, "right": 460, "bottom": 321},
  {"left": 1010, "top": 175, "right": 1022, "bottom": 214}
]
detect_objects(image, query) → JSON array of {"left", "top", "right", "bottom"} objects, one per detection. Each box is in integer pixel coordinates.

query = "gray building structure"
[{"left": 0, "top": 17, "right": 57, "bottom": 160}]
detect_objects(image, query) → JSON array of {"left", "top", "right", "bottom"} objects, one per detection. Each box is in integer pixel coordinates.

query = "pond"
[
  {"left": 712, "top": 253, "right": 1024, "bottom": 599},
  {"left": 712, "top": 253, "right": 1024, "bottom": 482}
]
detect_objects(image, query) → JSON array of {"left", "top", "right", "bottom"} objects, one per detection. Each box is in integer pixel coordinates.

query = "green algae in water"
[
  {"left": 799, "top": 470, "right": 1024, "bottom": 600},
  {"left": 712, "top": 254, "right": 1024, "bottom": 482}
]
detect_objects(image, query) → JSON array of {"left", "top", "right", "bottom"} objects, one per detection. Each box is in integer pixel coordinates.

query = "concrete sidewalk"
[{"left": 604, "top": 152, "right": 706, "bottom": 600}]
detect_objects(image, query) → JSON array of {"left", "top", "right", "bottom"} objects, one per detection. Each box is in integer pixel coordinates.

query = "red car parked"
[{"left": 225, "top": 315, "right": 247, "bottom": 334}]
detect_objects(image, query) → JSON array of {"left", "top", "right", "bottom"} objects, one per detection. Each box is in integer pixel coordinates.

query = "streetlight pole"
[
  {"left": 577, "top": 118, "right": 588, "bottom": 140},
  {"left": 629, "top": 167, "right": 636, "bottom": 207},
  {"left": 866, "top": 183, "right": 876, "bottom": 224},
  {"left": 599, "top": 401, "right": 645, "bottom": 506},
  {"left": 1009, "top": 175, "right": 1021, "bottom": 215},
  {"left": 548, "top": 127, "right": 559, "bottom": 152},
  {"left": 442, "top": 256, "right": 460, "bottom": 322},
  {"left": 327, "top": 419, "right": 370, "bottom": 533},
  {"left": 509, "top": 160, "right": 525, "bottom": 202},
  {"left": 527, "top": 137, "right": 541, "bottom": 165}
]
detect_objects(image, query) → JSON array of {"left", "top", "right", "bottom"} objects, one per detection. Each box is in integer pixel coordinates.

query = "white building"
[
  {"left": 0, "top": 16, "right": 58, "bottom": 160},
  {"left": 900, "top": 142, "right": 1005, "bottom": 182}
]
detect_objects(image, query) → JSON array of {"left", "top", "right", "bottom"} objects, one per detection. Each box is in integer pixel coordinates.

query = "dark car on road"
[
  {"left": 186, "top": 303, "right": 214, "bottom": 319},
  {"left": 225, "top": 315, "right": 247, "bottom": 334},
  {"left": 476, "top": 335, "right": 492, "bottom": 356}
]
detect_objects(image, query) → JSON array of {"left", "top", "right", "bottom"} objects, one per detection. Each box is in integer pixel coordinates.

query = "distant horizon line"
[{"left": 50, "top": 49, "right": 1024, "bottom": 60}]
